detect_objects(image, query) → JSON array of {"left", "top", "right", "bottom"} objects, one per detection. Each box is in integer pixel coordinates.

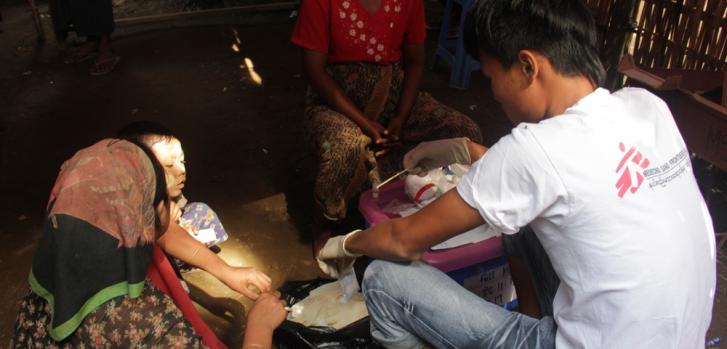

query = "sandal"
[
  {"left": 89, "top": 55, "right": 120, "bottom": 76},
  {"left": 63, "top": 49, "right": 97, "bottom": 64}
]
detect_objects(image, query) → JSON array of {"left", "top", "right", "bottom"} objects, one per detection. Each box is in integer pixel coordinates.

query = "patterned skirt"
[
  {"left": 305, "top": 62, "right": 483, "bottom": 220},
  {"left": 10, "top": 280, "right": 206, "bottom": 349}
]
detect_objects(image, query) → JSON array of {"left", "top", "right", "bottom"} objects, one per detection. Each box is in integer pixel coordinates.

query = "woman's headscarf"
[
  {"left": 47, "top": 139, "right": 158, "bottom": 247},
  {"left": 30, "top": 139, "right": 162, "bottom": 341}
]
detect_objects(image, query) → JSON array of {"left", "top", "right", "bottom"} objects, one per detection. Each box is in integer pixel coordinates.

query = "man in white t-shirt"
[{"left": 316, "top": 0, "right": 717, "bottom": 347}]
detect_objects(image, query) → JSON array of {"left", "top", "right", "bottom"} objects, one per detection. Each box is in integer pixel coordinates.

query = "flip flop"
[
  {"left": 89, "top": 55, "right": 120, "bottom": 76},
  {"left": 63, "top": 50, "right": 97, "bottom": 64}
]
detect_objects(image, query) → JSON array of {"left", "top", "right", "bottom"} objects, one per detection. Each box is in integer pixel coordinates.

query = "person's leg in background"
[
  {"left": 363, "top": 260, "right": 556, "bottom": 349},
  {"left": 94, "top": 33, "right": 113, "bottom": 63},
  {"left": 63, "top": 35, "right": 99, "bottom": 64},
  {"left": 49, "top": 0, "right": 89, "bottom": 60},
  {"left": 69, "top": 0, "right": 118, "bottom": 74}
]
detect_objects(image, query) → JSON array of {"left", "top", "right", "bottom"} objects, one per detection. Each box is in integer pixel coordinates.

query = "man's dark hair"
[
  {"left": 116, "top": 121, "right": 176, "bottom": 149},
  {"left": 464, "top": 0, "right": 605, "bottom": 86}
]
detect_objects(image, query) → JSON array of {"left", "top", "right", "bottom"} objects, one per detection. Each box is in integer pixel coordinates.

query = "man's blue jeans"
[{"left": 362, "top": 260, "right": 556, "bottom": 349}]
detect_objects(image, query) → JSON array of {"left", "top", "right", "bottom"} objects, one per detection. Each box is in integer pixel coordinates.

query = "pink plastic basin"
[{"left": 358, "top": 180, "right": 503, "bottom": 273}]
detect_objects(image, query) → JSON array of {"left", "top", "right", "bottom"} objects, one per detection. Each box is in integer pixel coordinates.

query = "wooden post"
[
  {"left": 27, "top": 0, "right": 44, "bottom": 41},
  {"left": 722, "top": 71, "right": 726, "bottom": 108},
  {"left": 601, "top": 0, "right": 638, "bottom": 90}
]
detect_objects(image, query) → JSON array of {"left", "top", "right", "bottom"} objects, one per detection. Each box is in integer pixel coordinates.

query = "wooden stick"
[{"left": 376, "top": 169, "right": 409, "bottom": 190}]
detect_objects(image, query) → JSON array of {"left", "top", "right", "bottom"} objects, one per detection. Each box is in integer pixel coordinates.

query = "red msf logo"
[{"left": 615, "top": 142, "right": 650, "bottom": 198}]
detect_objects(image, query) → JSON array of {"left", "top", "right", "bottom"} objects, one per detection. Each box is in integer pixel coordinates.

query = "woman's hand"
[
  {"left": 385, "top": 116, "right": 406, "bottom": 142},
  {"left": 303, "top": 49, "right": 378, "bottom": 140},
  {"left": 363, "top": 119, "right": 402, "bottom": 157},
  {"left": 221, "top": 266, "right": 272, "bottom": 300},
  {"left": 361, "top": 119, "right": 387, "bottom": 144},
  {"left": 242, "top": 291, "right": 287, "bottom": 349},
  {"left": 247, "top": 291, "right": 287, "bottom": 331}
]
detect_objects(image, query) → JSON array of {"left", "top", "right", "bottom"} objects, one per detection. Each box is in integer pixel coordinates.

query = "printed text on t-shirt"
[{"left": 642, "top": 148, "right": 689, "bottom": 189}]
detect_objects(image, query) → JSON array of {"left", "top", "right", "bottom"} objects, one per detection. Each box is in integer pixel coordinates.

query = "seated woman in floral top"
[{"left": 291, "top": 0, "right": 483, "bottom": 254}]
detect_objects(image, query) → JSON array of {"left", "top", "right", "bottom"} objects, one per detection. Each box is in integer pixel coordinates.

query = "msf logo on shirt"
[{"left": 615, "top": 142, "right": 650, "bottom": 198}]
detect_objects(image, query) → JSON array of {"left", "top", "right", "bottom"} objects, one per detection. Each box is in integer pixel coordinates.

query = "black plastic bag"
[{"left": 273, "top": 278, "right": 383, "bottom": 349}]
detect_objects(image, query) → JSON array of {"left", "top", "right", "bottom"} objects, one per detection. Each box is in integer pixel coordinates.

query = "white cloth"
[{"left": 456, "top": 88, "right": 716, "bottom": 349}]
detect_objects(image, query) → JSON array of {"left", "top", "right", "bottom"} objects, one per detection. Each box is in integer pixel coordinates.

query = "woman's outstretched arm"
[{"left": 157, "top": 211, "right": 272, "bottom": 300}]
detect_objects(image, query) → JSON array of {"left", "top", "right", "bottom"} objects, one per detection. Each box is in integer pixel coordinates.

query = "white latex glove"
[
  {"left": 316, "top": 230, "right": 362, "bottom": 278},
  {"left": 403, "top": 137, "right": 471, "bottom": 176}
]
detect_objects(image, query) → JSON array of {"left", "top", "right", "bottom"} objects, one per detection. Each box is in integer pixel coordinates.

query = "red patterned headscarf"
[{"left": 47, "top": 139, "right": 158, "bottom": 247}]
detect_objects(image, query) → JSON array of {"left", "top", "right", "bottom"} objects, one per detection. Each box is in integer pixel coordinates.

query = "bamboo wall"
[{"left": 586, "top": 0, "right": 727, "bottom": 71}]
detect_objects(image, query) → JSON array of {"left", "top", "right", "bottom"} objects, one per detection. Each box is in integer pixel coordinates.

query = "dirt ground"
[{"left": 0, "top": 2, "right": 725, "bottom": 348}]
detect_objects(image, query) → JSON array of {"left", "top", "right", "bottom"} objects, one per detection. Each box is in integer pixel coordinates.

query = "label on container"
[{"left": 462, "top": 263, "right": 516, "bottom": 306}]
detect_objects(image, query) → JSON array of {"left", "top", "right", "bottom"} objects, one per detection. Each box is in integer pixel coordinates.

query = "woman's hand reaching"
[
  {"left": 221, "top": 266, "right": 272, "bottom": 300},
  {"left": 247, "top": 291, "right": 287, "bottom": 331},
  {"left": 243, "top": 291, "right": 287, "bottom": 349}
]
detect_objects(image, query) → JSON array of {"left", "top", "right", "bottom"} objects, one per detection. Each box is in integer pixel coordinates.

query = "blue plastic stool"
[{"left": 432, "top": 0, "right": 480, "bottom": 90}]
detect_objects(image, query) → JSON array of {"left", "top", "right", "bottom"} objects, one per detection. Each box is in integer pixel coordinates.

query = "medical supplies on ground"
[{"left": 273, "top": 278, "right": 380, "bottom": 349}]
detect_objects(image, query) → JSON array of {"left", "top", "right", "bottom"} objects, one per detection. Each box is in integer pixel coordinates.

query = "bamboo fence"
[{"left": 586, "top": 0, "right": 726, "bottom": 72}]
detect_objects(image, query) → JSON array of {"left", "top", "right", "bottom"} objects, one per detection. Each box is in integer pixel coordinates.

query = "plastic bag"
[{"left": 273, "top": 278, "right": 383, "bottom": 349}]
